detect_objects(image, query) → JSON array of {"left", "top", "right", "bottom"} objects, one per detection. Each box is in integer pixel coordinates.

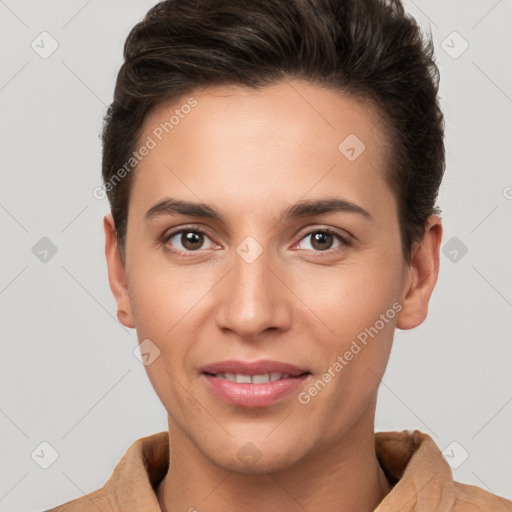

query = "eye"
[
  {"left": 295, "top": 228, "right": 351, "bottom": 252},
  {"left": 163, "top": 227, "right": 219, "bottom": 254},
  {"left": 162, "top": 225, "right": 351, "bottom": 256}
]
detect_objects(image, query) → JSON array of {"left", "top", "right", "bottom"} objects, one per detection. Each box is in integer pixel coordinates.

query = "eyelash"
[{"left": 161, "top": 225, "right": 352, "bottom": 257}]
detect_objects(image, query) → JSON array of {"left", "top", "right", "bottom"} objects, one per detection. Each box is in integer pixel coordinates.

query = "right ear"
[{"left": 103, "top": 213, "right": 135, "bottom": 329}]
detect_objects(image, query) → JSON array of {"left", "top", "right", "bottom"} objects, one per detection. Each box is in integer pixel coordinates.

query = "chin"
[{"left": 204, "top": 437, "right": 307, "bottom": 475}]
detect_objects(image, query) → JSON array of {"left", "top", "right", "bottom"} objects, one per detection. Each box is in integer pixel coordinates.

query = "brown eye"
[
  {"left": 310, "top": 232, "right": 335, "bottom": 251},
  {"left": 296, "top": 228, "right": 350, "bottom": 252},
  {"left": 180, "top": 231, "right": 204, "bottom": 250},
  {"left": 164, "top": 229, "right": 216, "bottom": 253}
]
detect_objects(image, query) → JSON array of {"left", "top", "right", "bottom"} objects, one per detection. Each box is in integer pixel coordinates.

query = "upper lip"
[{"left": 200, "top": 359, "right": 310, "bottom": 376}]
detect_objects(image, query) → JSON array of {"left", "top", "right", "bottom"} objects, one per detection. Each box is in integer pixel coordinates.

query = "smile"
[
  {"left": 199, "top": 359, "right": 311, "bottom": 408},
  {"left": 206, "top": 372, "right": 295, "bottom": 383}
]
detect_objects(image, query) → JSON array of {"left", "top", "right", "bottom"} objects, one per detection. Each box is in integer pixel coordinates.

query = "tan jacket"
[{"left": 46, "top": 429, "right": 512, "bottom": 511}]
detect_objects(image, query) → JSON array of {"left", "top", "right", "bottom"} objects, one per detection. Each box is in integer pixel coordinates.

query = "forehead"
[{"left": 129, "top": 80, "right": 394, "bottom": 222}]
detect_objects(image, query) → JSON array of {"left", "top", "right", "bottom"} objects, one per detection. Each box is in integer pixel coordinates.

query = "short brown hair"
[{"left": 102, "top": 0, "right": 445, "bottom": 263}]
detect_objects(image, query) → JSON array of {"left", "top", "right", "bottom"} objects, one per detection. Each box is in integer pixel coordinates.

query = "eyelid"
[
  {"left": 162, "top": 224, "right": 215, "bottom": 240},
  {"left": 161, "top": 225, "right": 220, "bottom": 254},
  {"left": 161, "top": 224, "right": 352, "bottom": 255},
  {"left": 293, "top": 225, "right": 353, "bottom": 250}
]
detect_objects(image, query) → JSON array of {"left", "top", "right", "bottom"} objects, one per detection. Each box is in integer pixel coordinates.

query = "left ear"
[{"left": 396, "top": 214, "right": 443, "bottom": 330}]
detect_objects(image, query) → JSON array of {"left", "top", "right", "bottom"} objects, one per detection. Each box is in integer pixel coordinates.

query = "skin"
[{"left": 104, "top": 79, "right": 442, "bottom": 512}]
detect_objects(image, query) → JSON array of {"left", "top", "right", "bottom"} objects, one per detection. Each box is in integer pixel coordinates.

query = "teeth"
[
  {"left": 252, "top": 374, "right": 270, "bottom": 384},
  {"left": 214, "top": 372, "right": 290, "bottom": 383}
]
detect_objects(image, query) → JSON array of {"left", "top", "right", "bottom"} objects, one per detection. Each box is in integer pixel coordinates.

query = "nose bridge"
[{"left": 215, "top": 237, "right": 289, "bottom": 338}]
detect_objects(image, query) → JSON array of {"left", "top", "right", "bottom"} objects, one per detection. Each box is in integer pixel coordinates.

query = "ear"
[
  {"left": 104, "top": 213, "right": 135, "bottom": 329},
  {"left": 396, "top": 214, "right": 443, "bottom": 330}
]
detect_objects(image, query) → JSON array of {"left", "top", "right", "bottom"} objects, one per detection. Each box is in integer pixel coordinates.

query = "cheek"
[
  {"left": 126, "top": 261, "right": 217, "bottom": 389},
  {"left": 299, "top": 285, "right": 397, "bottom": 433},
  {"left": 127, "top": 258, "right": 210, "bottom": 337},
  {"left": 296, "top": 257, "right": 402, "bottom": 344},
  {"left": 292, "top": 252, "right": 402, "bottom": 409}
]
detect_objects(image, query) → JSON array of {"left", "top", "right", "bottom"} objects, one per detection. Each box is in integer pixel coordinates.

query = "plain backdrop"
[{"left": 1, "top": 0, "right": 511, "bottom": 510}]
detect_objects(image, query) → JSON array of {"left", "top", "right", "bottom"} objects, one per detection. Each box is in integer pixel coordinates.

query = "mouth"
[
  {"left": 202, "top": 371, "right": 309, "bottom": 383},
  {"left": 199, "top": 360, "right": 311, "bottom": 408}
]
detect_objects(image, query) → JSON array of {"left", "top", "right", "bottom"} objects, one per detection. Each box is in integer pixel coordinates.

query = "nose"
[{"left": 214, "top": 246, "right": 292, "bottom": 341}]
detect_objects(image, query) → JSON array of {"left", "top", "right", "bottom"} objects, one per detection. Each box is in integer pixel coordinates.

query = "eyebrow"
[{"left": 145, "top": 197, "right": 372, "bottom": 223}]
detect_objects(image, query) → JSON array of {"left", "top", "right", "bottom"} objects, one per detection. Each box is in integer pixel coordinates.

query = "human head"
[
  {"left": 101, "top": 0, "right": 445, "bottom": 265},
  {"left": 102, "top": 0, "right": 444, "bottom": 480}
]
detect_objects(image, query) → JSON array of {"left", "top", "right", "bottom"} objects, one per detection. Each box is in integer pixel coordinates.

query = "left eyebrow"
[
  {"left": 282, "top": 198, "right": 372, "bottom": 221},
  {"left": 145, "top": 197, "right": 372, "bottom": 223}
]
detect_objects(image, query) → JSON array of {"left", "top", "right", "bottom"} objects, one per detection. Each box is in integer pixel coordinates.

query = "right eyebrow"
[{"left": 145, "top": 198, "right": 223, "bottom": 222}]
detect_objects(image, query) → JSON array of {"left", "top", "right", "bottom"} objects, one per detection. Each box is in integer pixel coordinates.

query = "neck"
[{"left": 157, "top": 400, "right": 392, "bottom": 512}]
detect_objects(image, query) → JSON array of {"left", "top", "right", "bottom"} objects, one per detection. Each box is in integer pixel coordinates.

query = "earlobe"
[
  {"left": 103, "top": 213, "right": 136, "bottom": 329},
  {"left": 396, "top": 215, "right": 443, "bottom": 331}
]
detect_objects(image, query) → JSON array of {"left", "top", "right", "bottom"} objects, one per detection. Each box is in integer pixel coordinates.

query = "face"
[{"left": 105, "top": 80, "right": 441, "bottom": 473}]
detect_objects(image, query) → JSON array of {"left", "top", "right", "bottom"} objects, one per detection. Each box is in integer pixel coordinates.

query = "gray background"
[{"left": 1, "top": 0, "right": 511, "bottom": 510}]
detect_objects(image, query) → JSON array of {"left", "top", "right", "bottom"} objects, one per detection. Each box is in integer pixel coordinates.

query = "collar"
[{"left": 88, "top": 429, "right": 510, "bottom": 511}]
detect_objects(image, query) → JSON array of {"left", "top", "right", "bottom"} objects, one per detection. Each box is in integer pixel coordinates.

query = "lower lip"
[{"left": 201, "top": 373, "right": 309, "bottom": 408}]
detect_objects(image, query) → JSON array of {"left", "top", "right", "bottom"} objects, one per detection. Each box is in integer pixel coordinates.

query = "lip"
[
  {"left": 200, "top": 359, "right": 311, "bottom": 408},
  {"left": 199, "top": 359, "right": 309, "bottom": 376}
]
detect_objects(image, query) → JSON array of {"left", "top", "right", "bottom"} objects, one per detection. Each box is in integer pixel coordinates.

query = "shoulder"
[
  {"left": 45, "top": 487, "right": 112, "bottom": 512},
  {"left": 375, "top": 429, "right": 512, "bottom": 511},
  {"left": 44, "top": 431, "right": 169, "bottom": 512},
  {"left": 450, "top": 481, "right": 512, "bottom": 511}
]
